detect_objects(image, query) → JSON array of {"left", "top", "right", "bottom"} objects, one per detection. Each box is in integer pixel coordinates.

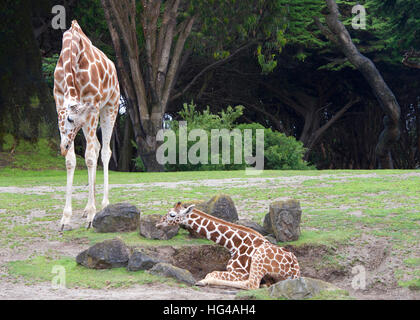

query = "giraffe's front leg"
[
  {"left": 195, "top": 270, "right": 249, "bottom": 289},
  {"left": 60, "top": 143, "right": 76, "bottom": 231}
]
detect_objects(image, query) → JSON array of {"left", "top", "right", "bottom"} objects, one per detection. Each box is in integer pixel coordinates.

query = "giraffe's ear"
[{"left": 182, "top": 205, "right": 195, "bottom": 215}]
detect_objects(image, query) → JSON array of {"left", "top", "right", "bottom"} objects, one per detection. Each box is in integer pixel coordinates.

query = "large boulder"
[
  {"left": 92, "top": 203, "right": 140, "bottom": 233},
  {"left": 206, "top": 194, "right": 238, "bottom": 222},
  {"left": 127, "top": 250, "right": 161, "bottom": 271},
  {"left": 264, "top": 200, "right": 302, "bottom": 242},
  {"left": 148, "top": 262, "right": 196, "bottom": 286},
  {"left": 182, "top": 200, "right": 209, "bottom": 213},
  {"left": 269, "top": 277, "right": 343, "bottom": 300},
  {"left": 139, "top": 214, "right": 179, "bottom": 240},
  {"left": 76, "top": 238, "right": 130, "bottom": 269}
]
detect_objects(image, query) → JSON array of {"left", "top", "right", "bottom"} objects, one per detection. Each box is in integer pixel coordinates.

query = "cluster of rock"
[
  {"left": 77, "top": 199, "right": 347, "bottom": 298},
  {"left": 76, "top": 238, "right": 196, "bottom": 285},
  {"left": 91, "top": 196, "right": 302, "bottom": 244},
  {"left": 80, "top": 196, "right": 302, "bottom": 286}
]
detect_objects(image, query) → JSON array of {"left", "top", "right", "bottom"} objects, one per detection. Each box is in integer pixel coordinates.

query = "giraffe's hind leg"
[{"left": 82, "top": 112, "right": 100, "bottom": 227}]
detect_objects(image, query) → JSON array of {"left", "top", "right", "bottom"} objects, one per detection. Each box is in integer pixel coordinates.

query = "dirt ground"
[{"left": 1, "top": 172, "right": 419, "bottom": 300}]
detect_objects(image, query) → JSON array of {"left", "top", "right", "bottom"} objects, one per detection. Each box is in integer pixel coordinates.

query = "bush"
[
  {"left": 237, "top": 123, "right": 313, "bottom": 170},
  {"left": 163, "top": 102, "right": 313, "bottom": 171}
]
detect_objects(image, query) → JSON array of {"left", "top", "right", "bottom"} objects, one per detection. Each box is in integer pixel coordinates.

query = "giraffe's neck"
[{"left": 184, "top": 209, "right": 254, "bottom": 252}]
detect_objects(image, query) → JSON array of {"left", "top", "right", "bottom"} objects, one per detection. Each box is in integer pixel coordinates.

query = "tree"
[
  {"left": 315, "top": 0, "right": 401, "bottom": 168},
  {"left": 0, "top": 0, "right": 56, "bottom": 150},
  {"left": 100, "top": 0, "right": 287, "bottom": 171}
]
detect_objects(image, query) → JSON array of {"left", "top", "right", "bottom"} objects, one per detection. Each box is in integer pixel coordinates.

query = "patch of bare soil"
[
  {"left": 0, "top": 281, "right": 236, "bottom": 300},
  {"left": 285, "top": 236, "right": 420, "bottom": 300}
]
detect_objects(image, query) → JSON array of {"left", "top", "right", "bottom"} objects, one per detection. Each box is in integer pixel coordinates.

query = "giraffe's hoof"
[
  {"left": 86, "top": 222, "right": 92, "bottom": 230},
  {"left": 60, "top": 224, "right": 73, "bottom": 232},
  {"left": 195, "top": 281, "right": 207, "bottom": 287}
]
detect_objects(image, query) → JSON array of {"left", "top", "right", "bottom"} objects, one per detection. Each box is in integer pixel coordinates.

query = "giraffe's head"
[
  {"left": 156, "top": 202, "right": 195, "bottom": 228},
  {"left": 59, "top": 102, "right": 96, "bottom": 156}
]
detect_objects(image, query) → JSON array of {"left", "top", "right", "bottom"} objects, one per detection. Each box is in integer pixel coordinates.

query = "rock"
[
  {"left": 182, "top": 200, "right": 209, "bottom": 213},
  {"left": 262, "top": 213, "right": 274, "bottom": 235},
  {"left": 76, "top": 238, "right": 130, "bottom": 269},
  {"left": 267, "top": 200, "right": 302, "bottom": 242},
  {"left": 127, "top": 250, "right": 161, "bottom": 271},
  {"left": 206, "top": 194, "right": 238, "bottom": 222},
  {"left": 237, "top": 219, "right": 268, "bottom": 235},
  {"left": 269, "top": 277, "right": 342, "bottom": 300},
  {"left": 92, "top": 203, "right": 140, "bottom": 233},
  {"left": 148, "top": 262, "right": 196, "bottom": 286},
  {"left": 139, "top": 214, "right": 179, "bottom": 240},
  {"left": 264, "top": 234, "right": 277, "bottom": 244}
]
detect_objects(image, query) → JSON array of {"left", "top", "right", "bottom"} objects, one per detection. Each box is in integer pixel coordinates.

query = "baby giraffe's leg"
[
  {"left": 196, "top": 270, "right": 249, "bottom": 289},
  {"left": 245, "top": 260, "right": 267, "bottom": 290},
  {"left": 241, "top": 246, "right": 271, "bottom": 290}
]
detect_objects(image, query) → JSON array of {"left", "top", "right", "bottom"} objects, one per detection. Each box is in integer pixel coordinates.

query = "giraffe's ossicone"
[
  {"left": 157, "top": 202, "right": 301, "bottom": 290},
  {"left": 54, "top": 20, "right": 120, "bottom": 230}
]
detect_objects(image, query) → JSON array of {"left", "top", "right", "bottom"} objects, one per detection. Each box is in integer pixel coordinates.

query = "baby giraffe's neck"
[{"left": 184, "top": 209, "right": 254, "bottom": 252}]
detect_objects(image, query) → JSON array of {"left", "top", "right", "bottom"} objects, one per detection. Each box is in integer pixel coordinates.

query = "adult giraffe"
[
  {"left": 54, "top": 20, "right": 120, "bottom": 230},
  {"left": 157, "top": 202, "right": 301, "bottom": 289}
]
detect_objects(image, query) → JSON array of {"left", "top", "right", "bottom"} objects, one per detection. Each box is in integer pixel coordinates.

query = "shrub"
[{"left": 162, "top": 102, "right": 313, "bottom": 171}]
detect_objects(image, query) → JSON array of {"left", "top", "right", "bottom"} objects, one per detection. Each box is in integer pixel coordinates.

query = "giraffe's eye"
[
  {"left": 67, "top": 116, "right": 74, "bottom": 124},
  {"left": 169, "top": 212, "right": 176, "bottom": 218}
]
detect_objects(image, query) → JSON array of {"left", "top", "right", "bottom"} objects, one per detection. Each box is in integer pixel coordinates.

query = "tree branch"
[
  {"left": 170, "top": 41, "right": 256, "bottom": 102},
  {"left": 316, "top": 0, "right": 401, "bottom": 168}
]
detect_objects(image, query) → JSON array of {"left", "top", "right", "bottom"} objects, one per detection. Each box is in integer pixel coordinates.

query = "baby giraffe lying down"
[{"left": 156, "top": 202, "right": 300, "bottom": 290}]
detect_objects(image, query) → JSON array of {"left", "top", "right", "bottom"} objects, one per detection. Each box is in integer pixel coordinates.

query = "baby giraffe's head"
[{"left": 156, "top": 202, "right": 195, "bottom": 228}]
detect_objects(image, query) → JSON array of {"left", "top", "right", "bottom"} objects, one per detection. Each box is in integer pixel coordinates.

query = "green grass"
[
  {"left": 7, "top": 255, "right": 178, "bottom": 289},
  {"left": 62, "top": 228, "right": 213, "bottom": 247},
  {"left": 1, "top": 164, "right": 419, "bottom": 298}
]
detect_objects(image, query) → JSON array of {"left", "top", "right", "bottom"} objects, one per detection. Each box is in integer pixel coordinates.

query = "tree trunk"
[
  {"left": 118, "top": 115, "right": 134, "bottom": 172},
  {"left": 101, "top": 0, "right": 195, "bottom": 171},
  {"left": 315, "top": 0, "right": 401, "bottom": 169}
]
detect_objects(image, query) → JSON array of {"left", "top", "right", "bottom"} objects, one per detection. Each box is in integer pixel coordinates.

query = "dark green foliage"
[{"left": 0, "top": 0, "right": 56, "bottom": 144}]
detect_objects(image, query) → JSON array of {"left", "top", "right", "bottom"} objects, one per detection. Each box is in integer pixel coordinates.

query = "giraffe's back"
[{"left": 54, "top": 21, "right": 119, "bottom": 110}]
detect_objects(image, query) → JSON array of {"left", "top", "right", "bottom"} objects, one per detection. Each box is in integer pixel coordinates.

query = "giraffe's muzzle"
[
  {"left": 60, "top": 143, "right": 70, "bottom": 157},
  {"left": 155, "top": 221, "right": 168, "bottom": 229}
]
